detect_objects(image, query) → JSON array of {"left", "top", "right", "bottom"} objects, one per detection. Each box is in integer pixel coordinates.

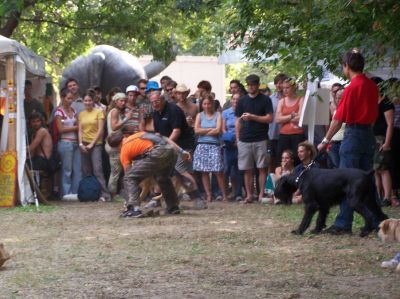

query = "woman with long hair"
[
  {"left": 55, "top": 88, "right": 81, "bottom": 198},
  {"left": 105, "top": 92, "right": 127, "bottom": 200},
  {"left": 78, "top": 89, "right": 111, "bottom": 201},
  {"left": 193, "top": 95, "right": 227, "bottom": 202},
  {"left": 276, "top": 77, "right": 306, "bottom": 165}
]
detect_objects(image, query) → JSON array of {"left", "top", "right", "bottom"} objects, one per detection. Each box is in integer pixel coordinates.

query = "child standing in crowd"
[
  {"left": 78, "top": 89, "right": 111, "bottom": 202},
  {"left": 193, "top": 94, "right": 227, "bottom": 202},
  {"left": 55, "top": 88, "right": 81, "bottom": 198}
]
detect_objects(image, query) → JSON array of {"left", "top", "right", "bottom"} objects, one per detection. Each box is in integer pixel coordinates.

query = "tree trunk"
[
  {"left": 0, "top": 13, "right": 21, "bottom": 37},
  {"left": 0, "top": 0, "right": 35, "bottom": 37}
]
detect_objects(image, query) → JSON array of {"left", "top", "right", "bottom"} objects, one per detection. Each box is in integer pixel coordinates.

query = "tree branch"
[{"left": 0, "top": 0, "right": 36, "bottom": 37}]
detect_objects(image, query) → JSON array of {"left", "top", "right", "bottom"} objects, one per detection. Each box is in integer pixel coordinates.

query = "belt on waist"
[
  {"left": 330, "top": 140, "right": 342, "bottom": 144},
  {"left": 346, "top": 124, "right": 371, "bottom": 129},
  {"left": 132, "top": 146, "right": 155, "bottom": 161}
]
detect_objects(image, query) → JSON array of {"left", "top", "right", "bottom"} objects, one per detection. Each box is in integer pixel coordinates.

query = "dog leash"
[
  {"left": 295, "top": 161, "right": 314, "bottom": 184},
  {"left": 294, "top": 152, "right": 325, "bottom": 184}
]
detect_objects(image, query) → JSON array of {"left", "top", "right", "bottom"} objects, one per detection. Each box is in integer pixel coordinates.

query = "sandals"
[{"left": 240, "top": 198, "right": 253, "bottom": 204}]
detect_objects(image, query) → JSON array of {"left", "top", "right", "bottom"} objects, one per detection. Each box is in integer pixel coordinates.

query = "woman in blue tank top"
[{"left": 193, "top": 94, "right": 227, "bottom": 202}]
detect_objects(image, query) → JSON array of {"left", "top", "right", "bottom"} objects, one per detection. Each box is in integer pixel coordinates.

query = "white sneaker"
[
  {"left": 62, "top": 194, "right": 78, "bottom": 201},
  {"left": 381, "top": 259, "right": 399, "bottom": 268},
  {"left": 143, "top": 199, "right": 161, "bottom": 209}
]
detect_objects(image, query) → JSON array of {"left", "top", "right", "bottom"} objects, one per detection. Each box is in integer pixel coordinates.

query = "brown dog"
[
  {"left": 139, "top": 175, "right": 187, "bottom": 204},
  {"left": 379, "top": 219, "right": 400, "bottom": 243},
  {"left": 0, "top": 243, "right": 10, "bottom": 268},
  {"left": 378, "top": 219, "right": 400, "bottom": 272}
]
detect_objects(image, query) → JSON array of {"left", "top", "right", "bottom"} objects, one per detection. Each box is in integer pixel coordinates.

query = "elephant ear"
[{"left": 87, "top": 52, "right": 105, "bottom": 88}]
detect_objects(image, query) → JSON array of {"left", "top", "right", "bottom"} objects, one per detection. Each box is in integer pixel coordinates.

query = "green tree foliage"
[
  {"left": 0, "top": 0, "right": 222, "bottom": 78},
  {"left": 219, "top": 0, "right": 400, "bottom": 78}
]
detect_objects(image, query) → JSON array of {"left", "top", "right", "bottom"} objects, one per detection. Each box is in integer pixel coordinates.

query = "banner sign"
[{"left": 0, "top": 151, "right": 17, "bottom": 207}]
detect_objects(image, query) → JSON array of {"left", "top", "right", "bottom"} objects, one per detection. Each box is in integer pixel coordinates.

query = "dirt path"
[{"left": 0, "top": 202, "right": 399, "bottom": 299}]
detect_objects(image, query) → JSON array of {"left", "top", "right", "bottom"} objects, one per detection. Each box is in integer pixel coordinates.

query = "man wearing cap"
[
  {"left": 124, "top": 85, "right": 142, "bottom": 135},
  {"left": 175, "top": 83, "right": 198, "bottom": 128},
  {"left": 108, "top": 130, "right": 190, "bottom": 218},
  {"left": 235, "top": 74, "right": 273, "bottom": 203},
  {"left": 147, "top": 81, "right": 206, "bottom": 208}
]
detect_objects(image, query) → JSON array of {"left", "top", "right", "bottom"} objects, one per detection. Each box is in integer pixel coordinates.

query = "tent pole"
[{"left": 6, "top": 55, "right": 16, "bottom": 151}]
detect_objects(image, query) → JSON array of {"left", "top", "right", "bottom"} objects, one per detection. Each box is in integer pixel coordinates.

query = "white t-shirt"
[{"left": 54, "top": 107, "right": 78, "bottom": 142}]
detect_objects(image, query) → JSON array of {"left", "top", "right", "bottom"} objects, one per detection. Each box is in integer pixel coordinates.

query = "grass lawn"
[{"left": 0, "top": 201, "right": 399, "bottom": 298}]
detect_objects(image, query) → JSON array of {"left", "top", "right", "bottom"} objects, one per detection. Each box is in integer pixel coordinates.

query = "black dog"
[{"left": 274, "top": 167, "right": 388, "bottom": 237}]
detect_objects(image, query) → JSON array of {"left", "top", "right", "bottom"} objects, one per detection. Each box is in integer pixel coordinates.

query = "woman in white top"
[
  {"left": 105, "top": 92, "right": 127, "bottom": 199},
  {"left": 55, "top": 88, "right": 81, "bottom": 197}
]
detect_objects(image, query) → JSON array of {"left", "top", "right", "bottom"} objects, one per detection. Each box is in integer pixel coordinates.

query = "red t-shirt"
[{"left": 334, "top": 74, "right": 378, "bottom": 125}]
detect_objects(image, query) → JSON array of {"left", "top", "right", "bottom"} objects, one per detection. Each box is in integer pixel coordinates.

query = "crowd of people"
[{"left": 24, "top": 49, "right": 400, "bottom": 220}]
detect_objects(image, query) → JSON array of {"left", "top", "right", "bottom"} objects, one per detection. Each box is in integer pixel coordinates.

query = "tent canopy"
[
  {"left": 0, "top": 35, "right": 47, "bottom": 206},
  {"left": 0, "top": 35, "right": 46, "bottom": 79}
]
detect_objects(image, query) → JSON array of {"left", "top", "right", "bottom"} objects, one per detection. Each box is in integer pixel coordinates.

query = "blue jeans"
[
  {"left": 224, "top": 146, "right": 243, "bottom": 197},
  {"left": 328, "top": 141, "right": 341, "bottom": 169},
  {"left": 334, "top": 126, "right": 376, "bottom": 230},
  {"left": 58, "top": 140, "right": 82, "bottom": 195}
]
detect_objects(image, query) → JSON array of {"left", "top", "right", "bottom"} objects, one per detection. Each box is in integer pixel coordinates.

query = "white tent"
[{"left": 0, "top": 35, "right": 47, "bottom": 205}]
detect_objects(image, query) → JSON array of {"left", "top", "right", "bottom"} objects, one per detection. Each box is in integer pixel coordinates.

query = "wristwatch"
[{"left": 321, "top": 137, "right": 330, "bottom": 145}]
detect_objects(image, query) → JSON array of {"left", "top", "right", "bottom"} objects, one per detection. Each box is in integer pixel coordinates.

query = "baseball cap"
[
  {"left": 112, "top": 92, "right": 126, "bottom": 102},
  {"left": 145, "top": 81, "right": 162, "bottom": 93},
  {"left": 126, "top": 85, "right": 139, "bottom": 93}
]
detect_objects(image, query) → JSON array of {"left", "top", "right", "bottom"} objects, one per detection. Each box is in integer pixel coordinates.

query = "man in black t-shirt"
[
  {"left": 148, "top": 82, "right": 206, "bottom": 208},
  {"left": 235, "top": 74, "right": 273, "bottom": 203}
]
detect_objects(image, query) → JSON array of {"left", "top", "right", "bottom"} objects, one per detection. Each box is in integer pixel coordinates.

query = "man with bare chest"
[
  {"left": 175, "top": 83, "right": 198, "bottom": 128},
  {"left": 28, "top": 112, "right": 53, "bottom": 171}
]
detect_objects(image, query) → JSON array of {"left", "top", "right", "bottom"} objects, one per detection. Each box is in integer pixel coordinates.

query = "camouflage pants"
[{"left": 124, "top": 144, "right": 178, "bottom": 209}]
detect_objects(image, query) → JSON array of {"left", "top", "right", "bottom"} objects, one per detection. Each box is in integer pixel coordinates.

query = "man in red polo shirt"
[{"left": 318, "top": 48, "right": 379, "bottom": 235}]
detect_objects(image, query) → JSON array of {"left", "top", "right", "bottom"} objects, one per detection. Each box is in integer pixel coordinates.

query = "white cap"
[{"left": 126, "top": 85, "right": 139, "bottom": 93}]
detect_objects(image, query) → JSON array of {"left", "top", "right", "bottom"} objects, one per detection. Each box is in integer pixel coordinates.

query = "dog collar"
[{"left": 295, "top": 161, "right": 314, "bottom": 185}]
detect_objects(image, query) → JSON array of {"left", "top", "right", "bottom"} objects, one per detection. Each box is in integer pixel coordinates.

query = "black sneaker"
[
  {"left": 322, "top": 225, "right": 352, "bottom": 235},
  {"left": 165, "top": 206, "right": 181, "bottom": 215},
  {"left": 120, "top": 207, "right": 143, "bottom": 218}
]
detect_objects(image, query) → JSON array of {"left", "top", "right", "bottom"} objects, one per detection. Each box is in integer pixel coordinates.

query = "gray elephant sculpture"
[{"left": 60, "top": 45, "right": 172, "bottom": 96}]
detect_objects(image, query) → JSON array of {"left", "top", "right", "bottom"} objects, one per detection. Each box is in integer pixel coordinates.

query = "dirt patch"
[{"left": 0, "top": 202, "right": 399, "bottom": 298}]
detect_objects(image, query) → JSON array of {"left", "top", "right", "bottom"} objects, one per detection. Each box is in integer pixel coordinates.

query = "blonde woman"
[
  {"left": 105, "top": 92, "right": 127, "bottom": 200},
  {"left": 276, "top": 77, "right": 306, "bottom": 165}
]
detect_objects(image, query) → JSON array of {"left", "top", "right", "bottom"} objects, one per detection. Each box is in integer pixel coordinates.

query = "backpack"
[{"left": 77, "top": 176, "right": 101, "bottom": 202}]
